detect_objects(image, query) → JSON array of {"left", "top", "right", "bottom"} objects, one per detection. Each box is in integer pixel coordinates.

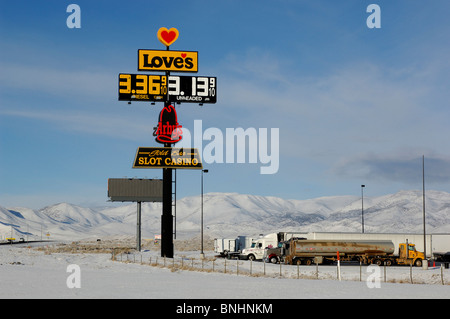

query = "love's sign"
[{"left": 138, "top": 49, "right": 198, "bottom": 72}]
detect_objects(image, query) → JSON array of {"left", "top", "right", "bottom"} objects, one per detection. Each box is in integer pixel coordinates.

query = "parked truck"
[
  {"left": 239, "top": 233, "right": 283, "bottom": 261},
  {"left": 282, "top": 238, "right": 425, "bottom": 267},
  {"left": 304, "top": 232, "right": 450, "bottom": 260},
  {"left": 214, "top": 236, "right": 254, "bottom": 258},
  {"left": 214, "top": 238, "right": 236, "bottom": 256},
  {"left": 239, "top": 232, "right": 311, "bottom": 261},
  {"left": 239, "top": 232, "right": 308, "bottom": 260}
]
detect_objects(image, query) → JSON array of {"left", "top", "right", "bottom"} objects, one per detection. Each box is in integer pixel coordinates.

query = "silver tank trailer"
[{"left": 291, "top": 240, "right": 395, "bottom": 256}]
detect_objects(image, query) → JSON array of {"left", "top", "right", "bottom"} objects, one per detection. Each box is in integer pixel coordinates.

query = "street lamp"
[
  {"left": 361, "top": 185, "right": 365, "bottom": 233},
  {"left": 201, "top": 169, "right": 209, "bottom": 258},
  {"left": 422, "top": 155, "right": 427, "bottom": 268}
]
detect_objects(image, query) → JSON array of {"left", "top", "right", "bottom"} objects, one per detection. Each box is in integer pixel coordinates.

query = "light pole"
[
  {"left": 361, "top": 185, "right": 365, "bottom": 233},
  {"left": 201, "top": 169, "right": 208, "bottom": 258},
  {"left": 422, "top": 155, "right": 427, "bottom": 268}
]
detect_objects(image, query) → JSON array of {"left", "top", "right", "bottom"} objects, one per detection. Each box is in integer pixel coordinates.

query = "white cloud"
[
  {"left": 333, "top": 151, "right": 450, "bottom": 185},
  {"left": 0, "top": 109, "right": 151, "bottom": 141},
  {"left": 0, "top": 62, "right": 115, "bottom": 101}
]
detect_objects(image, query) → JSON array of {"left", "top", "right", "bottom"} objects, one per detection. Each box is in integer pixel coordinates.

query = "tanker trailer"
[{"left": 285, "top": 239, "right": 395, "bottom": 265}]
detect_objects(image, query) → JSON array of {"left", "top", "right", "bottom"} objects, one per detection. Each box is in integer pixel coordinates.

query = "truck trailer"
[
  {"left": 214, "top": 236, "right": 254, "bottom": 257},
  {"left": 304, "top": 232, "right": 450, "bottom": 259},
  {"left": 282, "top": 238, "right": 425, "bottom": 267},
  {"left": 253, "top": 231, "right": 450, "bottom": 261}
]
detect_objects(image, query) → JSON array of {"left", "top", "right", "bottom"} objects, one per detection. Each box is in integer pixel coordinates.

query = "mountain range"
[{"left": 1, "top": 190, "right": 450, "bottom": 241}]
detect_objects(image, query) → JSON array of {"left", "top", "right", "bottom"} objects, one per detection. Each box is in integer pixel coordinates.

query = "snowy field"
[{"left": 1, "top": 241, "right": 449, "bottom": 300}]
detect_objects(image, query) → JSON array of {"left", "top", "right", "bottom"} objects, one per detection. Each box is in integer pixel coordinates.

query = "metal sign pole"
[
  {"left": 137, "top": 201, "right": 141, "bottom": 251},
  {"left": 161, "top": 163, "right": 173, "bottom": 258},
  {"left": 161, "top": 46, "right": 174, "bottom": 258}
]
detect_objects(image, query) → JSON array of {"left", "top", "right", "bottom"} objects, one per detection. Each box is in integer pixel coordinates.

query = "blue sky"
[{"left": 1, "top": 0, "right": 450, "bottom": 209}]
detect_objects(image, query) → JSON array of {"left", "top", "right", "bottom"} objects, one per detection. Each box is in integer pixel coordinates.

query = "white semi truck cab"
[{"left": 239, "top": 233, "right": 278, "bottom": 260}]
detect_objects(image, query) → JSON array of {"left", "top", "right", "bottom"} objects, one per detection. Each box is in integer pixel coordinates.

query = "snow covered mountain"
[{"left": 1, "top": 190, "right": 450, "bottom": 241}]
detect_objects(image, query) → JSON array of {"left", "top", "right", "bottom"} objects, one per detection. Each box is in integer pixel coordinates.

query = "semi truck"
[
  {"left": 278, "top": 238, "right": 425, "bottom": 267},
  {"left": 239, "top": 232, "right": 307, "bottom": 260},
  {"left": 303, "top": 232, "right": 450, "bottom": 260},
  {"left": 239, "top": 233, "right": 279, "bottom": 261},
  {"left": 246, "top": 231, "right": 450, "bottom": 261}
]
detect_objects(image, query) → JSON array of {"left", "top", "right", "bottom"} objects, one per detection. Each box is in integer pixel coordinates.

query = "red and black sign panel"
[{"left": 153, "top": 104, "right": 182, "bottom": 144}]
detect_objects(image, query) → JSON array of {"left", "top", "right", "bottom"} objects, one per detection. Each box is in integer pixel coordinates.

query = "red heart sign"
[{"left": 157, "top": 27, "right": 179, "bottom": 47}]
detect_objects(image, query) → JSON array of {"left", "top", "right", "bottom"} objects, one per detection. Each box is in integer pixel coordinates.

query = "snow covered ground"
[
  {"left": 2, "top": 191, "right": 450, "bottom": 300},
  {"left": 1, "top": 242, "right": 449, "bottom": 299}
]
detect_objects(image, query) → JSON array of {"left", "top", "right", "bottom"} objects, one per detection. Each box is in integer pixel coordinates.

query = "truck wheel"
[
  {"left": 305, "top": 259, "right": 313, "bottom": 266},
  {"left": 414, "top": 259, "right": 422, "bottom": 267},
  {"left": 384, "top": 259, "right": 393, "bottom": 266},
  {"left": 270, "top": 256, "right": 278, "bottom": 264},
  {"left": 374, "top": 259, "right": 383, "bottom": 266},
  {"left": 248, "top": 254, "right": 256, "bottom": 261}
]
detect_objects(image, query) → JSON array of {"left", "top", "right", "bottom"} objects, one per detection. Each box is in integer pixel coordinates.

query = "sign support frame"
[
  {"left": 161, "top": 45, "right": 174, "bottom": 258},
  {"left": 117, "top": 28, "right": 214, "bottom": 258},
  {"left": 107, "top": 178, "right": 163, "bottom": 252}
]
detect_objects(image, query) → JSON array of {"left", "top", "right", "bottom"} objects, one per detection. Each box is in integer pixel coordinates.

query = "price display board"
[{"left": 118, "top": 74, "right": 216, "bottom": 104}]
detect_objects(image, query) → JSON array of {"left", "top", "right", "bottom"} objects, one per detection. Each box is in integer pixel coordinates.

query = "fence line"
[{"left": 111, "top": 251, "right": 449, "bottom": 286}]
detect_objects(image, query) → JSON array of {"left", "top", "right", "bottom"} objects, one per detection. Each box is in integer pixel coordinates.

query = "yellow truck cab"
[{"left": 398, "top": 243, "right": 424, "bottom": 267}]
